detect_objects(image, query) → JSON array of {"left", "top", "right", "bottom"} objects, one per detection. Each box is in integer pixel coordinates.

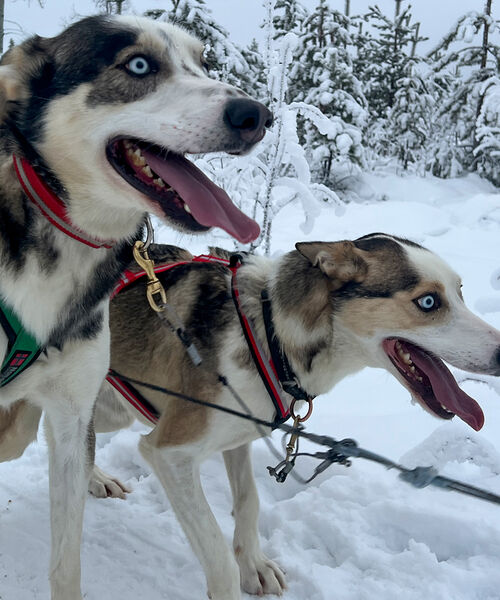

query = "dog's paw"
[
  {"left": 237, "top": 552, "right": 286, "bottom": 596},
  {"left": 88, "top": 465, "right": 131, "bottom": 499}
]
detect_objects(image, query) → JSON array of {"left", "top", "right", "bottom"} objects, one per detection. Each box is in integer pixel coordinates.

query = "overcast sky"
[{"left": 5, "top": 0, "right": 497, "bottom": 54}]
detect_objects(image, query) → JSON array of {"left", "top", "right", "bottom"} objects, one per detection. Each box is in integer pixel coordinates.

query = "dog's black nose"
[{"left": 224, "top": 98, "right": 273, "bottom": 143}]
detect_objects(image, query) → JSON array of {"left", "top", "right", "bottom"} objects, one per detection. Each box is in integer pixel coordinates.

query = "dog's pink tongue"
[
  {"left": 410, "top": 347, "right": 485, "bottom": 431},
  {"left": 142, "top": 150, "right": 260, "bottom": 243}
]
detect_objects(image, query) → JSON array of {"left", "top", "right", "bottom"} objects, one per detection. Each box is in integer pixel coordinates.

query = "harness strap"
[
  {"left": 0, "top": 300, "right": 42, "bottom": 388},
  {"left": 111, "top": 261, "right": 191, "bottom": 299},
  {"left": 109, "top": 253, "right": 292, "bottom": 426},
  {"left": 261, "top": 289, "right": 313, "bottom": 403},
  {"left": 108, "top": 254, "right": 230, "bottom": 423},
  {"left": 111, "top": 254, "right": 229, "bottom": 299},
  {"left": 229, "top": 256, "right": 291, "bottom": 425},
  {"left": 13, "top": 155, "right": 116, "bottom": 250},
  {"left": 106, "top": 369, "right": 160, "bottom": 424}
]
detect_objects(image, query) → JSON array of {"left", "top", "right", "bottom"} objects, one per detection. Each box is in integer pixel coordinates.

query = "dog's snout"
[{"left": 224, "top": 98, "right": 273, "bottom": 143}]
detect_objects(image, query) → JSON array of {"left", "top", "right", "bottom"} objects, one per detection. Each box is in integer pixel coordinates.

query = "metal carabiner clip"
[{"left": 267, "top": 458, "right": 296, "bottom": 483}]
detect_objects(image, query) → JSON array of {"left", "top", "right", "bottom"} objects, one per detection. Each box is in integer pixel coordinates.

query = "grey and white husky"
[{"left": 0, "top": 14, "right": 270, "bottom": 599}]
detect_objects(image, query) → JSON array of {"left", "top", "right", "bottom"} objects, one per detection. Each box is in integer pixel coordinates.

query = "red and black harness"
[{"left": 107, "top": 254, "right": 313, "bottom": 427}]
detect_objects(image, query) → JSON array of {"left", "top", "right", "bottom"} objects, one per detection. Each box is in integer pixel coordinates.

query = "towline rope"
[{"left": 109, "top": 369, "right": 500, "bottom": 506}]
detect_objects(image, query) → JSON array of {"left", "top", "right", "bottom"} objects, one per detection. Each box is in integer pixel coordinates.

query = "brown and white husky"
[{"left": 6, "top": 234, "right": 499, "bottom": 600}]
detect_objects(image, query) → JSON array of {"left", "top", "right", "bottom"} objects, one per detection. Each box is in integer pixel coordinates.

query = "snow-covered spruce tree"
[
  {"left": 350, "top": 13, "right": 377, "bottom": 89},
  {"left": 240, "top": 38, "right": 267, "bottom": 100},
  {"left": 360, "top": 3, "right": 427, "bottom": 121},
  {"left": 424, "top": 71, "right": 463, "bottom": 179},
  {"left": 288, "top": 0, "right": 367, "bottom": 185},
  {"left": 475, "top": 76, "right": 500, "bottom": 186},
  {"left": 197, "top": 4, "right": 343, "bottom": 255},
  {"left": 147, "top": 0, "right": 249, "bottom": 90},
  {"left": 386, "top": 66, "right": 434, "bottom": 173},
  {"left": 272, "top": 0, "right": 307, "bottom": 39},
  {"left": 95, "top": 0, "right": 129, "bottom": 14},
  {"left": 428, "top": 1, "right": 500, "bottom": 183}
]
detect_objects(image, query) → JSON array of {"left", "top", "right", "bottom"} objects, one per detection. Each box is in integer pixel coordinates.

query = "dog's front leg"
[
  {"left": 44, "top": 397, "right": 95, "bottom": 600},
  {"left": 224, "top": 444, "right": 286, "bottom": 596},
  {"left": 139, "top": 436, "right": 241, "bottom": 600}
]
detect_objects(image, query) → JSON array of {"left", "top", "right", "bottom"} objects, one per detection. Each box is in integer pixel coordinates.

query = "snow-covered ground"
[{"left": 1, "top": 172, "right": 500, "bottom": 600}]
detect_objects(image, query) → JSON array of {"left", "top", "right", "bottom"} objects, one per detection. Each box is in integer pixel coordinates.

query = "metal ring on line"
[{"left": 290, "top": 398, "right": 313, "bottom": 422}]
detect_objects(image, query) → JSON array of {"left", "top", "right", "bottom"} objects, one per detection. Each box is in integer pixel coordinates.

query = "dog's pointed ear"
[
  {"left": 295, "top": 241, "right": 367, "bottom": 290},
  {"left": 0, "top": 63, "right": 24, "bottom": 120},
  {"left": 0, "top": 39, "right": 50, "bottom": 121},
  {"left": 0, "top": 63, "right": 23, "bottom": 101}
]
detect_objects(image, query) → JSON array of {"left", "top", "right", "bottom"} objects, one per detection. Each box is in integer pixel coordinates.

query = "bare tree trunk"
[
  {"left": 411, "top": 22, "right": 420, "bottom": 57},
  {"left": 474, "top": 0, "right": 493, "bottom": 149},
  {"left": 105, "top": 0, "right": 125, "bottom": 15},
  {"left": 481, "top": 0, "right": 492, "bottom": 70},
  {"left": 394, "top": 0, "right": 402, "bottom": 19},
  {"left": 318, "top": 1, "right": 325, "bottom": 48},
  {"left": 344, "top": 0, "right": 350, "bottom": 17},
  {"left": 0, "top": 0, "right": 4, "bottom": 55}
]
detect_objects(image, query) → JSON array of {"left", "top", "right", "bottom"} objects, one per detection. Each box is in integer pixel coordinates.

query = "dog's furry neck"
[
  {"left": 0, "top": 151, "right": 140, "bottom": 349},
  {"left": 239, "top": 252, "right": 337, "bottom": 397}
]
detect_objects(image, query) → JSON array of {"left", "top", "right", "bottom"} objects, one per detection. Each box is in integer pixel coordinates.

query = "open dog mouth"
[
  {"left": 382, "top": 338, "right": 484, "bottom": 431},
  {"left": 106, "top": 138, "right": 260, "bottom": 243}
]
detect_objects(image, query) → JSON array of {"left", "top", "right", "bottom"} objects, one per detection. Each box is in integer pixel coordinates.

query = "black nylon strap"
[
  {"left": 230, "top": 276, "right": 288, "bottom": 427},
  {"left": 260, "top": 289, "right": 312, "bottom": 402},
  {"left": 0, "top": 305, "right": 16, "bottom": 349}
]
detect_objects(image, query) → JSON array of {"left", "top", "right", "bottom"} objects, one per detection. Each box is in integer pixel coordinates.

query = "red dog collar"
[{"left": 13, "top": 155, "right": 116, "bottom": 250}]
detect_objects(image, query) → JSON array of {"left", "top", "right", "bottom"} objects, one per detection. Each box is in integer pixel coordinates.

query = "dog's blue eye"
[
  {"left": 126, "top": 56, "right": 151, "bottom": 76},
  {"left": 415, "top": 294, "right": 440, "bottom": 312}
]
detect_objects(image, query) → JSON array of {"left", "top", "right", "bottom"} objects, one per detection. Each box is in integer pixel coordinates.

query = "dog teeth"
[
  {"left": 134, "top": 149, "right": 146, "bottom": 167},
  {"left": 184, "top": 204, "right": 192, "bottom": 214},
  {"left": 126, "top": 146, "right": 147, "bottom": 167},
  {"left": 124, "top": 145, "right": 175, "bottom": 192},
  {"left": 397, "top": 347, "right": 412, "bottom": 366}
]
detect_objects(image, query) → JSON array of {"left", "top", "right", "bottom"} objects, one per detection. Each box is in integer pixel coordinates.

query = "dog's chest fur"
[{"left": 0, "top": 187, "right": 136, "bottom": 397}]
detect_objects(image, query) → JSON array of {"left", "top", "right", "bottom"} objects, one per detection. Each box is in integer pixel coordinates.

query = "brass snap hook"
[{"left": 133, "top": 240, "right": 167, "bottom": 313}]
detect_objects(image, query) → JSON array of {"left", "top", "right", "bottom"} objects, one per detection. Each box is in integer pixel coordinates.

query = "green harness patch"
[{"left": 0, "top": 298, "right": 43, "bottom": 388}]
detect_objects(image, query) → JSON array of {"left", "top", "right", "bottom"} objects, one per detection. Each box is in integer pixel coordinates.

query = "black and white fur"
[{"left": 0, "top": 15, "right": 269, "bottom": 599}]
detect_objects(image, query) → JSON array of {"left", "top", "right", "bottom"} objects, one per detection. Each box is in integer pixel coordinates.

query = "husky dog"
[
  {"left": 18, "top": 235, "right": 496, "bottom": 600},
  {"left": 0, "top": 14, "right": 270, "bottom": 599}
]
